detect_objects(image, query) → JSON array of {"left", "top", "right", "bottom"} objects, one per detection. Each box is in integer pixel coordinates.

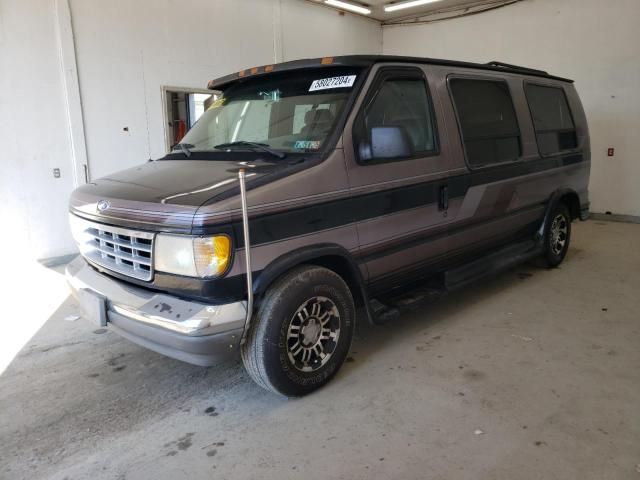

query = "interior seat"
[{"left": 300, "top": 109, "right": 334, "bottom": 139}]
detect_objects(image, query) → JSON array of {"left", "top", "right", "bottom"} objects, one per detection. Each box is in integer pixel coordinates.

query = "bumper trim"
[
  {"left": 66, "top": 257, "right": 247, "bottom": 337},
  {"left": 580, "top": 203, "right": 590, "bottom": 221},
  {"left": 65, "top": 257, "right": 246, "bottom": 366},
  {"left": 108, "top": 312, "right": 242, "bottom": 366}
]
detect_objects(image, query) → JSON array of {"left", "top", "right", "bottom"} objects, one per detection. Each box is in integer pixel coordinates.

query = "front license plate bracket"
[{"left": 79, "top": 288, "right": 108, "bottom": 327}]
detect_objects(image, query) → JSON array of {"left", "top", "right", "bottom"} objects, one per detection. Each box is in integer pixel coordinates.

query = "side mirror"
[{"left": 359, "top": 126, "right": 413, "bottom": 161}]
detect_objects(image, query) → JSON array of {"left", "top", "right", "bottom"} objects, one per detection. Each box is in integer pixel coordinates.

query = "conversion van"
[{"left": 67, "top": 56, "right": 590, "bottom": 396}]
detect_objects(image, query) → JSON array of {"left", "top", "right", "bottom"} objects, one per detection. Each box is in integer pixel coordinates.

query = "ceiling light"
[
  {"left": 325, "top": 0, "right": 372, "bottom": 15},
  {"left": 384, "top": 0, "right": 444, "bottom": 12}
]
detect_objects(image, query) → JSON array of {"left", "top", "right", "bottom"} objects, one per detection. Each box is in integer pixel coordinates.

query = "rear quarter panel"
[{"left": 434, "top": 67, "right": 590, "bottom": 255}]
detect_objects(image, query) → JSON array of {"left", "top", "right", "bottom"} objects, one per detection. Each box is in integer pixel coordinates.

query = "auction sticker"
[{"left": 309, "top": 75, "right": 356, "bottom": 92}]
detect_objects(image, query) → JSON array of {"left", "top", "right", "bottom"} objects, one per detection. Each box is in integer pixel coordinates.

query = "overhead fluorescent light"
[
  {"left": 325, "top": 0, "right": 372, "bottom": 15},
  {"left": 384, "top": 0, "right": 444, "bottom": 12}
]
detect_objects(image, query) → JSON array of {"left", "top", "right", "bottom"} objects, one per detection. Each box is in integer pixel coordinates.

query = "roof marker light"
[
  {"left": 325, "top": 0, "right": 371, "bottom": 15},
  {"left": 384, "top": 0, "right": 444, "bottom": 13}
]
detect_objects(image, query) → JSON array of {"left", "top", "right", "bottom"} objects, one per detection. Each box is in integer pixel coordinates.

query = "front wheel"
[
  {"left": 542, "top": 203, "right": 572, "bottom": 267},
  {"left": 241, "top": 265, "right": 355, "bottom": 397}
]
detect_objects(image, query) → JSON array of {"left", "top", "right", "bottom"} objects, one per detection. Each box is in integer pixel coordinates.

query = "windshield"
[{"left": 177, "top": 67, "right": 363, "bottom": 156}]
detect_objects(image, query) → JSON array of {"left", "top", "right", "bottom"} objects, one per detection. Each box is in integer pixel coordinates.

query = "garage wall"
[
  {"left": 0, "top": 0, "right": 381, "bottom": 261},
  {"left": 280, "top": 0, "right": 382, "bottom": 60},
  {"left": 383, "top": 0, "right": 640, "bottom": 217},
  {"left": 0, "top": 0, "right": 78, "bottom": 260}
]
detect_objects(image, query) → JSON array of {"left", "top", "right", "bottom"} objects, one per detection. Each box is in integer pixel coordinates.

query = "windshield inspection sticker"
[
  {"left": 294, "top": 140, "right": 321, "bottom": 150},
  {"left": 309, "top": 75, "right": 356, "bottom": 92}
]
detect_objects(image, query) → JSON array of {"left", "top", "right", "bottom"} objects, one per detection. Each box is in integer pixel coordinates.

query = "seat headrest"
[{"left": 304, "top": 109, "right": 333, "bottom": 125}]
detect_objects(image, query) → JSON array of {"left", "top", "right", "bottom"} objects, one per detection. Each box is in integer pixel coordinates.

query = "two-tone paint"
[{"left": 69, "top": 56, "right": 590, "bottom": 320}]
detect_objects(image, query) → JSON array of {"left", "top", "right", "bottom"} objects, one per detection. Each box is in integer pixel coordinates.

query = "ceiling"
[{"left": 306, "top": 0, "right": 519, "bottom": 24}]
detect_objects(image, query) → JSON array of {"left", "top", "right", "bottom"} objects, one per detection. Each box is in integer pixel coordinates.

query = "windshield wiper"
[
  {"left": 214, "top": 141, "right": 286, "bottom": 159},
  {"left": 172, "top": 142, "right": 194, "bottom": 158}
]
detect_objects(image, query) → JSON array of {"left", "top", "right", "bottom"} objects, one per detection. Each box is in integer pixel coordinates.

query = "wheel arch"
[
  {"left": 557, "top": 190, "right": 581, "bottom": 220},
  {"left": 537, "top": 188, "right": 579, "bottom": 245},
  {"left": 252, "top": 244, "right": 373, "bottom": 323}
]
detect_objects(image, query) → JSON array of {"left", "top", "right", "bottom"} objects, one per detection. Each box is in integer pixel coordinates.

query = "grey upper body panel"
[
  {"left": 69, "top": 59, "right": 590, "bottom": 299},
  {"left": 340, "top": 62, "right": 588, "bottom": 283}
]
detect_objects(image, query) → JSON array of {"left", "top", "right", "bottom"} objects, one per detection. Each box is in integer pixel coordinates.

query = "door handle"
[{"left": 439, "top": 185, "right": 449, "bottom": 211}]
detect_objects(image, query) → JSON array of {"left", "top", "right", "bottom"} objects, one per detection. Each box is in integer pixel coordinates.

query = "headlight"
[{"left": 155, "top": 234, "right": 231, "bottom": 278}]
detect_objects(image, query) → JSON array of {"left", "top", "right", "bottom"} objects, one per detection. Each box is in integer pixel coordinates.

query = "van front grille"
[{"left": 70, "top": 216, "right": 155, "bottom": 281}]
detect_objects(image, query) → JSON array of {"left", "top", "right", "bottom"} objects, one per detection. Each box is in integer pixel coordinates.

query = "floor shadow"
[
  {"left": 346, "top": 259, "right": 545, "bottom": 367},
  {"left": 0, "top": 246, "right": 583, "bottom": 479},
  {"left": 0, "top": 293, "right": 278, "bottom": 477}
]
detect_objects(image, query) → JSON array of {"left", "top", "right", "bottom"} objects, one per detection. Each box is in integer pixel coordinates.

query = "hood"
[
  {"left": 78, "top": 159, "right": 287, "bottom": 206},
  {"left": 69, "top": 159, "right": 290, "bottom": 232}
]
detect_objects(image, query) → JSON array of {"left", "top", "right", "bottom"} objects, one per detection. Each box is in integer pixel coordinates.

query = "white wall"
[
  {"left": 0, "top": 0, "right": 381, "bottom": 260},
  {"left": 280, "top": 0, "right": 382, "bottom": 60},
  {"left": 383, "top": 0, "right": 640, "bottom": 217},
  {"left": 0, "top": 0, "right": 78, "bottom": 259}
]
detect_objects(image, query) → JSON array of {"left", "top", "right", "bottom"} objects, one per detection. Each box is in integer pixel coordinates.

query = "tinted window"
[
  {"left": 450, "top": 78, "right": 521, "bottom": 167},
  {"left": 526, "top": 84, "right": 577, "bottom": 155},
  {"left": 358, "top": 77, "right": 436, "bottom": 162}
]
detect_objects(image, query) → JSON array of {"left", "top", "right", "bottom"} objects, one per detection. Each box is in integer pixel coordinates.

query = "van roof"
[{"left": 207, "top": 55, "right": 573, "bottom": 90}]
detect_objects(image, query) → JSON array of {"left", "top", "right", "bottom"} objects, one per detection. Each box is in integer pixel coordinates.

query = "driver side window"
[{"left": 357, "top": 74, "right": 437, "bottom": 163}]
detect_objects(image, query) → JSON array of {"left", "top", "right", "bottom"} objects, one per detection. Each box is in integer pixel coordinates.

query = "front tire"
[
  {"left": 542, "top": 203, "right": 572, "bottom": 267},
  {"left": 241, "top": 265, "right": 355, "bottom": 397}
]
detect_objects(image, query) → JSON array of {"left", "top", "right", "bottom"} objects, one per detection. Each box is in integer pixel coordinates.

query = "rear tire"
[
  {"left": 241, "top": 265, "right": 355, "bottom": 397},
  {"left": 541, "top": 203, "right": 572, "bottom": 267}
]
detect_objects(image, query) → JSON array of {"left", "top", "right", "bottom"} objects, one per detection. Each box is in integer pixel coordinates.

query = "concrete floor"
[{"left": 1, "top": 220, "right": 639, "bottom": 480}]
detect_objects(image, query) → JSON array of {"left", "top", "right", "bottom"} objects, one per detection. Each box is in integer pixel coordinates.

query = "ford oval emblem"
[{"left": 97, "top": 200, "right": 110, "bottom": 212}]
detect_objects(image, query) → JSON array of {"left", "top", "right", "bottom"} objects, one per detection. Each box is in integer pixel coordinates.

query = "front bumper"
[{"left": 65, "top": 257, "right": 246, "bottom": 366}]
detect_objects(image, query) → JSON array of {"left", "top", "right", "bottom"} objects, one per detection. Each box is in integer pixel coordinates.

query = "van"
[{"left": 67, "top": 55, "right": 590, "bottom": 396}]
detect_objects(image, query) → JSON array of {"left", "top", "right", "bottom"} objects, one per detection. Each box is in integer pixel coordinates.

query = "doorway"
[{"left": 162, "top": 86, "right": 217, "bottom": 151}]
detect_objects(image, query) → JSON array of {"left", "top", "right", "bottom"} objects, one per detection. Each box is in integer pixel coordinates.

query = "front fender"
[{"left": 252, "top": 243, "right": 373, "bottom": 323}]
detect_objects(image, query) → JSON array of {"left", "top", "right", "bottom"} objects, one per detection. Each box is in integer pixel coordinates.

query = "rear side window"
[
  {"left": 525, "top": 84, "right": 577, "bottom": 155},
  {"left": 357, "top": 74, "right": 437, "bottom": 163},
  {"left": 450, "top": 78, "right": 521, "bottom": 167}
]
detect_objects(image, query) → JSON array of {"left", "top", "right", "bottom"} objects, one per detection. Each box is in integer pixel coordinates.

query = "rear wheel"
[
  {"left": 241, "top": 265, "right": 355, "bottom": 397},
  {"left": 542, "top": 203, "right": 572, "bottom": 267}
]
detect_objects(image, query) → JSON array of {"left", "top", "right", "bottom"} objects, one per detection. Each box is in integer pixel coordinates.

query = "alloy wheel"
[
  {"left": 286, "top": 296, "right": 341, "bottom": 372},
  {"left": 550, "top": 213, "right": 569, "bottom": 256}
]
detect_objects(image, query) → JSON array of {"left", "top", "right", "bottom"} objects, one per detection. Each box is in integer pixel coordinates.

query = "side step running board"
[
  {"left": 445, "top": 240, "right": 541, "bottom": 291},
  {"left": 370, "top": 239, "right": 542, "bottom": 324}
]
